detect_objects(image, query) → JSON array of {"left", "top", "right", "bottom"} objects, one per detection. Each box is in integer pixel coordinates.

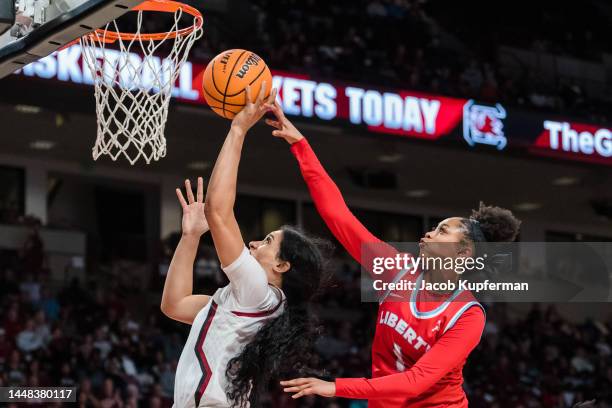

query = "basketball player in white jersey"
[{"left": 161, "top": 84, "right": 330, "bottom": 407}]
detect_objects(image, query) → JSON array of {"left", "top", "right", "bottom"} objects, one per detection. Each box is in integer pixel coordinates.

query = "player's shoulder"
[
  {"left": 217, "top": 283, "right": 284, "bottom": 313},
  {"left": 447, "top": 292, "right": 485, "bottom": 318},
  {"left": 460, "top": 303, "right": 486, "bottom": 320},
  {"left": 222, "top": 246, "right": 264, "bottom": 275},
  {"left": 443, "top": 300, "right": 486, "bottom": 334}
]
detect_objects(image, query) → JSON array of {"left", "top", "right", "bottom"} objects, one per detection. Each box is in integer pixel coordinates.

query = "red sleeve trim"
[
  {"left": 231, "top": 299, "right": 283, "bottom": 317},
  {"left": 231, "top": 286, "right": 284, "bottom": 317}
]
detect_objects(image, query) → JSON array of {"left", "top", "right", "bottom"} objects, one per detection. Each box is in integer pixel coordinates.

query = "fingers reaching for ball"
[
  {"left": 264, "top": 118, "right": 281, "bottom": 130},
  {"left": 231, "top": 81, "right": 278, "bottom": 133},
  {"left": 266, "top": 86, "right": 277, "bottom": 105},
  {"left": 245, "top": 81, "right": 277, "bottom": 108},
  {"left": 257, "top": 80, "right": 267, "bottom": 104},
  {"left": 244, "top": 83, "right": 254, "bottom": 106},
  {"left": 263, "top": 102, "right": 305, "bottom": 145}
]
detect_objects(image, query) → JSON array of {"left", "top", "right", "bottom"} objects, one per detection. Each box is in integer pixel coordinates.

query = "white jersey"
[{"left": 173, "top": 247, "right": 285, "bottom": 408}]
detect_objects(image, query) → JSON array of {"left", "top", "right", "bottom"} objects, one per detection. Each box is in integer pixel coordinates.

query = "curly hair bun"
[{"left": 470, "top": 202, "right": 521, "bottom": 242}]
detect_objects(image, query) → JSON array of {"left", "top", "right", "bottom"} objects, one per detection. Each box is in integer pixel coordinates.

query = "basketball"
[{"left": 202, "top": 49, "right": 273, "bottom": 119}]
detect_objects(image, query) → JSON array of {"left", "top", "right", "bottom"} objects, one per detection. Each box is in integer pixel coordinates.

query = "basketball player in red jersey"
[{"left": 264, "top": 102, "right": 521, "bottom": 407}]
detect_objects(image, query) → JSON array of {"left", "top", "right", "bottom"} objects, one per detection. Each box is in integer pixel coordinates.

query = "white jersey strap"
[
  {"left": 409, "top": 273, "right": 464, "bottom": 319},
  {"left": 442, "top": 301, "right": 485, "bottom": 334}
]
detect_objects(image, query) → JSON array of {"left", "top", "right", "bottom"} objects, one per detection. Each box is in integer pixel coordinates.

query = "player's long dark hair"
[{"left": 225, "top": 225, "right": 332, "bottom": 408}]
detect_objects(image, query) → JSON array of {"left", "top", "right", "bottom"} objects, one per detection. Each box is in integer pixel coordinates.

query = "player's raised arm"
[
  {"left": 160, "top": 177, "right": 211, "bottom": 325},
  {"left": 204, "top": 84, "right": 277, "bottom": 268},
  {"left": 265, "top": 102, "right": 404, "bottom": 282}
]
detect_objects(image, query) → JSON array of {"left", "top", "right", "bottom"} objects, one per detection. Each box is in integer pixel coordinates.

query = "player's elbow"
[
  {"left": 160, "top": 302, "right": 193, "bottom": 324},
  {"left": 312, "top": 194, "right": 347, "bottom": 221},
  {"left": 389, "top": 381, "right": 432, "bottom": 400},
  {"left": 399, "top": 368, "right": 440, "bottom": 399},
  {"left": 405, "top": 383, "right": 432, "bottom": 399},
  {"left": 160, "top": 297, "right": 178, "bottom": 319},
  {"left": 160, "top": 300, "right": 172, "bottom": 317},
  {"left": 204, "top": 198, "right": 226, "bottom": 224}
]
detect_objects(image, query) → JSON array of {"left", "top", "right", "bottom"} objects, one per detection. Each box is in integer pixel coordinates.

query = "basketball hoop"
[{"left": 79, "top": 0, "right": 203, "bottom": 165}]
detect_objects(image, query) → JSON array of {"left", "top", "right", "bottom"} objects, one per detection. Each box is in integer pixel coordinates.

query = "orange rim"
[{"left": 89, "top": 0, "right": 203, "bottom": 43}]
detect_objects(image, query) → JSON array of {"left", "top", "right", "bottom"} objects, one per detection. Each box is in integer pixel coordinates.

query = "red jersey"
[{"left": 291, "top": 138, "right": 485, "bottom": 407}]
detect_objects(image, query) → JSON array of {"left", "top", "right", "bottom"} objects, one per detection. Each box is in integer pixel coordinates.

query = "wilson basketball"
[{"left": 202, "top": 49, "right": 273, "bottom": 119}]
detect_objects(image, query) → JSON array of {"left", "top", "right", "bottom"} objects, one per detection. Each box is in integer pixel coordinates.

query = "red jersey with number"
[
  {"left": 291, "top": 139, "right": 485, "bottom": 407},
  {"left": 368, "top": 272, "right": 484, "bottom": 407}
]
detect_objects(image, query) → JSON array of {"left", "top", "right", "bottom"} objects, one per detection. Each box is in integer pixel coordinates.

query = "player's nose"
[{"left": 249, "top": 241, "right": 259, "bottom": 250}]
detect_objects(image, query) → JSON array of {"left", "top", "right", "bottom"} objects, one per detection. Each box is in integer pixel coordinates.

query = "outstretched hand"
[
  {"left": 280, "top": 378, "right": 336, "bottom": 399},
  {"left": 231, "top": 82, "right": 277, "bottom": 134},
  {"left": 176, "top": 177, "right": 209, "bottom": 237},
  {"left": 264, "top": 102, "right": 305, "bottom": 144}
]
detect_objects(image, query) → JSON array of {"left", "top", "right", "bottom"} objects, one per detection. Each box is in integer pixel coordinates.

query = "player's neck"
[
  {"left": 423, "top": 269, "right": 459, "bottom": 294},
  {"left": 269, "top": 273, "right": 283, "bottom": 289}
]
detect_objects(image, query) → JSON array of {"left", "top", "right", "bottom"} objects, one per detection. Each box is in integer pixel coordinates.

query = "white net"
[{"left": 80, "top": 6, "right": 203, "bottom": 165}]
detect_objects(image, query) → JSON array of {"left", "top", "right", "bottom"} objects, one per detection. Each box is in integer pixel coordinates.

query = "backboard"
[{"left": 0, "top": 0, "right": 142, "bottom": 79}]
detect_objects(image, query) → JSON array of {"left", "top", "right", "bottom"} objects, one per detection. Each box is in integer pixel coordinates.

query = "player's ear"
[{"left": 274, "top": 261, "right": 291, "bottom": 274}]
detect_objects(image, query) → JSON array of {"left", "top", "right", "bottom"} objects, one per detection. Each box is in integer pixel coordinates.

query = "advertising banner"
[{"left": 12, "top": 45, "right": 612, "bottom": 166}]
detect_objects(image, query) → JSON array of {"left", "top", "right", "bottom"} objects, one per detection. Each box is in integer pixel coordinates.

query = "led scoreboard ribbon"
[{"left": 13, "top": 44, "right": 612, "bottom": 166}]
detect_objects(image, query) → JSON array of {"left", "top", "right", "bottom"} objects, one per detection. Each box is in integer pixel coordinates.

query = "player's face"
[
  {"left": 419, "top": 217, "right": 472, "bottom": 259},
  {"left": 249, "top": 230, "right": 285, "bottom": 274}
]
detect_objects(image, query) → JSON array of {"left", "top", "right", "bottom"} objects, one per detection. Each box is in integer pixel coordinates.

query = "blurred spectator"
[
  {"left": 0, "top": 327, "right": 12, "bottom": 364},
  {"left": 78, "top": 377, "right": 100, "bottom": 407},
  {"left": 38, "top": 286, "right": 60, "bottom": 321},
  {"left": 19, "top": 273, "right": 41, "bottom": 304},
  {"left": 16, "top": 319, "right": 45, "bottom": 353},
  {"left": 99, "top": 378, "right": 123, "bottom": 408}
]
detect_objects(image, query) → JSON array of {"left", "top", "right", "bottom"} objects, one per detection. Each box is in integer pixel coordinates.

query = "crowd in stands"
[
  {"left": 186, "top": 0, "right": 612, "bottom": 123},
  {"left": 0, "top": 226, "right": 610, "bottom": 407}
]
